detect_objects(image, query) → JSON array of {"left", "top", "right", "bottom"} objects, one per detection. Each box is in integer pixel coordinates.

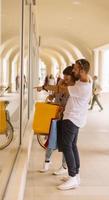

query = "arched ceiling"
[
  {"left": 36, "top": 0, "right": 109, "bottom": 54},
  {"left": 2, "top": 0, "right": 109, "bottom": 55},
  {"left": 0, "top": 37, "right": 19, "bottom": 56},
  {"left": 42, "top": 45, "right": 72, "bottom": 65},
  {"left": 41, "top": 37, "right": 83, "bottom": 60},
  {"left": 1, "top": 0, "right": 109, "bottom": 75},
  {"left": 42, "top": 48, "right": 66, "bottom": 67}
]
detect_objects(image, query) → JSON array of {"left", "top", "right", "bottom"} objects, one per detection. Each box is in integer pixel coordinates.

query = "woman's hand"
[
  {"left": 33, "top": 86, "right": 42, "bottom": 92},
  {"left": 48, "top": 94, "right": 54, "bottom": 101}
]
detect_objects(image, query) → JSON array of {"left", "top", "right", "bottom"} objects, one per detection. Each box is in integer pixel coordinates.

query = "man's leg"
[
  {"left": 90, "top": 95, "right": 96, "bottom": 109},
  {"left": 57, "top": 119, "right": 79, "bottom": 190},
  {"left": 62, "top": 119, "right": 79, "bottom": 177},
  {"left": 62, "top": 153, "right": 67, "bottom": 169},
  {"left": 72, "top": 133, "right": 80, "bottom": 174},
  {"left": 95, "top": 95, "right": 103, "bottom": 110}
]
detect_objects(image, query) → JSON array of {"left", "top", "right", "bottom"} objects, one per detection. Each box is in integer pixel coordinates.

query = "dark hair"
[
  {"left": 63, "top": 65, "right": 74, "bottom": 75},
  {"left": 76, "top": 59, "right": 90, "bottom": 73}
]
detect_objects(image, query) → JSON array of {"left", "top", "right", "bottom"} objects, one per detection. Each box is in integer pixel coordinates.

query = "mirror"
[{"left": 0, "top": 0, "right": 21, "bottom": 197}]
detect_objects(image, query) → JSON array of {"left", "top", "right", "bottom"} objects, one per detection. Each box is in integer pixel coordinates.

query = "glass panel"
[
  {"left": 30, "top": 12, "right": 39, "bottom": 108},
  {"left": 0, "top": 0, "right": 21, "bottom": 197},
  {"left": 22, "top": 2, "right": 29, "bottom": 133}
]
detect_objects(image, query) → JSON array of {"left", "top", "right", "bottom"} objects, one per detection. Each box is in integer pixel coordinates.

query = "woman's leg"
[
  {"left": 45, "top": 148, "right": 54, "bottom": 162},
  {"left": 40, "top": 148, "right": 54, "bottom": 172}
]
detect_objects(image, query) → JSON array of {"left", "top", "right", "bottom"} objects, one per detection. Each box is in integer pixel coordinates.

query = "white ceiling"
[
  {"left": 1, "top": 0, "right": 109, "bottom": 69},
  {"left": 36, "top": 0, "right": 109, "bottom": 56}
]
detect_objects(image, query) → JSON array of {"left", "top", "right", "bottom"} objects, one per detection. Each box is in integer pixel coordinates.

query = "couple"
[{"left": 36, "top": 59, "right": 92, "bottom": 190}]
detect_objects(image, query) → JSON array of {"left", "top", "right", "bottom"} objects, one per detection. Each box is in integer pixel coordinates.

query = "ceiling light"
[
  {"left": 72, "top": 0, "right": 80, "bottom": 5},
  {"left": 68, "top": 17, "right": 73, "bottom": 20}
]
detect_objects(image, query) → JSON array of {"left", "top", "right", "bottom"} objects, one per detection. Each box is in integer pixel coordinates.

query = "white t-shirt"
[{"left": 63, "top": 80, "right": 92, "bottom": 128}]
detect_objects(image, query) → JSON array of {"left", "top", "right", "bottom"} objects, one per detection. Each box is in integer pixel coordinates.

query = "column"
[
  {"left": 93, "top": 49, "right": 99, "bottom": 76},
  {"left": 11, "top": 61, "right": 18, "bottom": 92},
  {"left": 98, "top": 50, "right": 104, "bottom": 88}
]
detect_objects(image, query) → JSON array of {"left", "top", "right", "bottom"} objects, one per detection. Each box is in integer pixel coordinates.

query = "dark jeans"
[
  {"left": 91, "top": 94, "right": 103, "bottom": 110},
  {"left": 61, "top": 119, "right": 80, "bottom": 177}
]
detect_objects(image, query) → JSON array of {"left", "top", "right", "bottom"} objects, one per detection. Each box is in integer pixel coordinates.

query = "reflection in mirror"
[{"left": 0, "top": 0, "right": 21, "bottom": 197}]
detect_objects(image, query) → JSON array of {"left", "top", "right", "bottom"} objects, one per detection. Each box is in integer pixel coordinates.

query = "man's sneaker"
[
  {"left": 88, "top": 107, "right": 92, "bottom": 110},
  {"left": 57, "top": 176, "right": 78, "bottom": 190},
  {"left": 61, "top": 173, "right": 80, "bottom": 185},
  {"left": 99, "top": 108, "right": 103, "bottom": 112},
  {"left": 39, "top": 161, "right": 51, "bottom": 173},
  {"left": 53, "top": 166, "right": 67, "bottom": 175},
  {"left": 61, "top": 176, "right": 69, "bottom": 182},
  {"left": 76, "top": 173, "right": 80, "bottom": 185}
]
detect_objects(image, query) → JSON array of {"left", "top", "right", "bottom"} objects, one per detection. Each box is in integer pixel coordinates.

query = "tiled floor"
[{"left": 24, "top": 93, "right": 109, "bottom": 200}]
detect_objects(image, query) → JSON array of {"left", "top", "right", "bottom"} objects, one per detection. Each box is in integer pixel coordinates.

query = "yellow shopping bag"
[
  {"left": 33, "top": 102, "right": 60, "bottom": 135},
  {"left": 0, "top": 102, "right": 7, "bottom": 134}
]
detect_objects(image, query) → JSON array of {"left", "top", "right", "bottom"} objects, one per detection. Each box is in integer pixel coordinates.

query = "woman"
[{"left": 37, "top": 65, "right": 76, "bottom": 174}]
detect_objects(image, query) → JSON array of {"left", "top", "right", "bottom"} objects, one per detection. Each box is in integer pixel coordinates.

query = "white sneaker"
[
  {"left": 39, "top": 161, "right": 51, "bottom": 173},
  {"left": 57, "top": 176, "right": 78, "bottom": 190},
  {"left": 76, "top": 173, "right": 80, "bottom": 185},
  {"left": 61, "top": 176, "right": 69, "bottom": 182},
  {"left": 61, "top": 174, "right": 80, "bottom": 185},
  {"left": 53, "top": 166, "right": 67, "bottom": 175}
]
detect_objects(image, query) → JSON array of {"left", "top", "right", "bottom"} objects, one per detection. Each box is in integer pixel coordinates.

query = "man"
[
  {"left": 36, "top": 59, "right": 92, "bottom": 190},
  {"left": 89, "top": 75, "right": 103, "bottom": 111},
  {"left": 56, "top": 59, "right": 92, "bottom": 190}
]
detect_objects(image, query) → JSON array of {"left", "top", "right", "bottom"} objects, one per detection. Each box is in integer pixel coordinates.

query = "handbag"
[
  {"left": 0, "top": 102, "right": 7, "bottom": 134},
  {"left": 47, "top": 119, "right": 58, "bottom": 150},
  {"left": 33, "top": 102, "right": 60, "bottom": 135}
]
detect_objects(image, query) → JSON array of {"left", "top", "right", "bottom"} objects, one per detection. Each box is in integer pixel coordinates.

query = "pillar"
[
  {"left": 98, "top": 50, "right": 104, "bottom": 87},
  {"left": 93, "top": 49, "right": 99, "bottom": 76}
]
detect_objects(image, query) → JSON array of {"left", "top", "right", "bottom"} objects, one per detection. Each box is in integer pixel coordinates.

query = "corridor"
[
  {"left": 24, "top": 93, "right": 109, "bottom": 200},
  {"left": 1, "top": 1, "right": 109, "bottom": 199}
]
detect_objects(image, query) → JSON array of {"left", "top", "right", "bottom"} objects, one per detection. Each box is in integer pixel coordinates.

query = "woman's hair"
[
  {"left": 63, "top": 65, "right": 74, "bottom": 75},
  {"left": 63, "top": 64, "right": 75, "bottom": 82}
]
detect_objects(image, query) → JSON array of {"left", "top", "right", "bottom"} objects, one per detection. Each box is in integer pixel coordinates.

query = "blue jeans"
[{"left": 61, "top": 119, "right": 80, "bottom": 177}]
